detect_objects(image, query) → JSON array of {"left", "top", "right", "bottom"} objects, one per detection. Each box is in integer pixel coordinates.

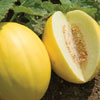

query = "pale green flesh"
[{"left": 52, "top": 11, "right": 100, "bottom": 81}]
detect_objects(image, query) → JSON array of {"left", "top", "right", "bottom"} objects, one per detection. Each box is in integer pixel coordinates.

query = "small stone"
[
  {"left": 52, "top": 95, "right": 54, "bottom": 99},
  {"left": 60, "top": 80, "right": 64, "bottom": 83},
  {"left": 59, "top": 91, "right": 62, "bottom": 95},
  {"left": 74, "top": 91, "right": 78, "bottom": 96}
]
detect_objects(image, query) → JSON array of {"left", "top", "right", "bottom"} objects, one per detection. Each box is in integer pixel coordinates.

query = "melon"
[
  {"left": 0, "top": 22, "right": 51, "bottom": 100},
  {"left": 42, "top": 10, "right": 100, "bottom": 83}
]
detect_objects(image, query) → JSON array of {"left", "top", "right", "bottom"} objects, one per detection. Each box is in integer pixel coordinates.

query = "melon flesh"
[
  {"left": 43, "top": 10, "right": 100, "bottom": 83},
  {"left": 66, "top": 11, "right": 100, "bottom": 81}
]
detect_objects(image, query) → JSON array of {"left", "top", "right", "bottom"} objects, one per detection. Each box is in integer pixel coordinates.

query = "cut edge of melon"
[{"left": 52, "top": 10, "right": 100, "bottom": 82}]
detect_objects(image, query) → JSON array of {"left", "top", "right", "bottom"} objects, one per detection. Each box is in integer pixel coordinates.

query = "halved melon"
[{"left": 42, "top": 10, "right": 100, "bottom": 83}]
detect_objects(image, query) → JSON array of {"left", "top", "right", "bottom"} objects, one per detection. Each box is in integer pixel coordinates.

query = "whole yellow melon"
[{"left": 0, "top": 22, "right": 51, "bottom": 100}]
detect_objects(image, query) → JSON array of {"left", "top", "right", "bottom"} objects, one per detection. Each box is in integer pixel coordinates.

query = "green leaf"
[
  {"left": 41, "top": 1, "right": 55, "bottom": 13},
  {"left": 98, "top": 0, "right": 100, "bottom": 3},
  {"left": 60, "top": 0, "right": 71, "bottom": 5},
  {"left": 18, "top": 0, "right": 47, "bottom": 16},
  {"left": 0, "top": 0, "right": 17, "bottom": 21},
  {"left": 13, "top": 6, "right": 34, "bottom": 15},
  {"left": 19, "top": 0, "right": 25, "bottom": 3},
  {"left": 20, "top": 0, "right": 41, "bottom": 7},
  {"left": 31, "top": 7, "right": 47, "bottom": 16},
  {"left": 11, "top": 0, "right": 100, "bottom": 36},
  {"left": 54, "top": 4, "right": 70, "bottom": 12}
]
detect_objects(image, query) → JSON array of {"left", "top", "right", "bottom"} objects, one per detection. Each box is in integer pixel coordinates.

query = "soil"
[{"left": 42, "top": 71, "right": 100, "bottom": 100}]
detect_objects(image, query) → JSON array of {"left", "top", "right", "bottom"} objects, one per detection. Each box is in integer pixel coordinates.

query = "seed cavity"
[{"left": 63, "top": 24, "right": 88, "bottom": 66}]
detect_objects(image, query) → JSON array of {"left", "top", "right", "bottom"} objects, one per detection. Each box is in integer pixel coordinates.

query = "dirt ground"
[{"left": 42, "top": 71, "right": 100, "bottom": 100}]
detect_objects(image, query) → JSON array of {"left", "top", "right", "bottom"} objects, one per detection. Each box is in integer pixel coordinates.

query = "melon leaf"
[{"left": 0, "top": 0, "right": 17, "bottom": 21}]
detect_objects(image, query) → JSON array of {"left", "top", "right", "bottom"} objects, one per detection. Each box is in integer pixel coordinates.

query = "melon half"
[{"left": 42, "top": 10, "right": 100, "bottom": 83}]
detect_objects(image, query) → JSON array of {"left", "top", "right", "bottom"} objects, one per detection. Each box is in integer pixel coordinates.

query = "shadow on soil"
[{"left": 42, "top": 71, "right": 95, "bottom": 100}]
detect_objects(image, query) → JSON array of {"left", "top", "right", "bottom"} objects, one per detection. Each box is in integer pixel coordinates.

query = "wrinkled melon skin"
[
  {"left": 42, "top": 10, "right": 100, "bottom": 84},
  {"left": 0, "top": 22, "right": 51, "bottom": 100}
]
